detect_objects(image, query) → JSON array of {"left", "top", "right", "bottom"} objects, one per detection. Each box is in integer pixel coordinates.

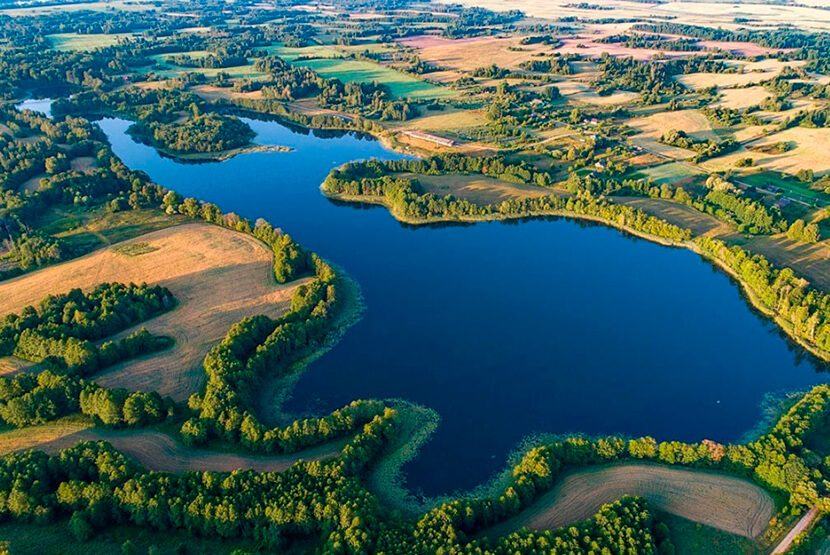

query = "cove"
[{"left": 92, "top": 114, "right": 826, "bottom": 496}]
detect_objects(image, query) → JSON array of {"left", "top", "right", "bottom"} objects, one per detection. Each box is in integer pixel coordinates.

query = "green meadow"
[
  {"left": 47, "top": 33, "right": 136, "bottom": 51},
  {"left": 273, "top": 45, "right": 457, "bottom": 100}
]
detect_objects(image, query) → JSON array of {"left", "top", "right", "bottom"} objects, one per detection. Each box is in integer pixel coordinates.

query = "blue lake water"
[{"left": 85, "top": 114, "right": 826, "bottom": 496}]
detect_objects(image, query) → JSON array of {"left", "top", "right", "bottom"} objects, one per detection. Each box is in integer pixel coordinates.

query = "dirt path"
[
  {"left": 773, "top": 507, "right": 819, "bottom": 554},
  {"left": 0, "top": 425, "right": 344, "bottom": 473},
  {"left": 0, "top": 223, "right": 303, "bottom": 401},
  {"left": 483, "top": 463, "right": 775, "bottom": 540}
]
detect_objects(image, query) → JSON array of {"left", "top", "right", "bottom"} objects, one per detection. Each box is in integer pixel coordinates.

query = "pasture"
[
  {"left": 47, "top": 33, "right": 136, "bottom": 51},
  {"left": 484, "top": 463, "right": 776, "bottom": 540},
  {"left": 0, "top": 223, "right": 303, "bottom": 401}
]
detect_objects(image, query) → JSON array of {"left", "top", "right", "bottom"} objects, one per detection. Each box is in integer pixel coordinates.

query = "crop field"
[
  {"left": 396, "top": 107, "right": 488, "bottom": 132},
  {"left": 448, "top": 0, "right": 830, "bottom": 32},
  {"left": 738, "top": 233, "right": 830, "bottom": 293},
  {"left": 395, "top": 35, "right": 550, "bottom": 74},
  {"left": 0, "top": 223, "right": 303, "bottom": 401},
  {"left": 400, "top": 173, "right": 558, "bottom": 205},
  {"left": 716, "top": 87, "right": 773, "bottom": 110},
  {"left": 627, "top": 110, "right": 718, "bottom": 159},
  {"left": 0, "top": 426, "right": 343, "bottom": 473},
  {"left": 47, "top": 33, "right": 136, "bottom": 51},
  {"left": 703, "top": 127, "right": 830, "bottom": 175},
  {"left": 272, "top": 45, "right": 455, "bottom": 100},
  {"left": 484, "top": 463, "right": 776, "bottom": 540},
  {"left": 612, "top": 197, "right": 729, "bottom": 237}
]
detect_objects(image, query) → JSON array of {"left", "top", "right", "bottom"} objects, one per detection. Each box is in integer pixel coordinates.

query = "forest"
[{"left": 2, "top": 0, "right": 830, "bottom": 552}]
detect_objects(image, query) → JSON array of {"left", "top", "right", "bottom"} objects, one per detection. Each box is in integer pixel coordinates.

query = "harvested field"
[
  {"left": 716, "top": 87, "right": 772, "bottom": 110},
  {"left": 612, "top": 197, "right": 729, "bottom": 237},
  {"left": 0, "top": 425, "right": 343, "bottom": 473},
  {"left": 395, "top": 35, "right": 550, "bottom": 74},
  {"left": 628, "top": 110, "right": 717, "bottom": 159},
  {"left": 484, "top": 464, "right": 775, "bottom": 540},
  {"left": 629, "top": 109, "right": 718, "bottom": 141},
  {"left": 739, "top": 233, "right": 830, "bottom": 293},
  {"left": 703, "top": 127, "right": 830, "bottom": 175},
  {"left": 402, "top": 173, "right": 557, "bottom": 205},
  {"left": 0, "top": 223, "right": 303, "bottom": 401},
  {"left": 398, "top": 107, "right": 487, "bottom": 132},
  {"left": 449, "top": 0, "right": 830, "bottom": 32}
]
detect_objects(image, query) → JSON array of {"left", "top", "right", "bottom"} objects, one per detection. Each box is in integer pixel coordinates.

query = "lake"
[{"left": 25, "top": 100, "right": 825, "bottom": 496}]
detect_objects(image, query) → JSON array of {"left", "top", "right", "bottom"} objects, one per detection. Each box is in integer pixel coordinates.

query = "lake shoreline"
[{"left": 324, "top": 189, "right": 830, "bottom": 365}]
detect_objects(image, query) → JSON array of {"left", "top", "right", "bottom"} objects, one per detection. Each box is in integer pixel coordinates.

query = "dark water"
[{"left": 93, "top": 115, "right": 826, "bottom": 496}]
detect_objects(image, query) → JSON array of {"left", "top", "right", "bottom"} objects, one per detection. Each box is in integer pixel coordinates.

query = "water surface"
[{"left": 95, "top": 115, "right": 825, "bottom": 496}]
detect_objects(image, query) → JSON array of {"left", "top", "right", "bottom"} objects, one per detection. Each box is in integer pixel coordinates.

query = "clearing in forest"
[
  {"left": 0, "top": 223, "right": 303, "bottom": 401},
  {"left": 484, "top": 463, "right": 775, "bottom": 540}
]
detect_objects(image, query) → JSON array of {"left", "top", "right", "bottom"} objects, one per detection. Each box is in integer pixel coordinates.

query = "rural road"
[{"left": 773, "top": 506, "right": 819, "bottom": 554}]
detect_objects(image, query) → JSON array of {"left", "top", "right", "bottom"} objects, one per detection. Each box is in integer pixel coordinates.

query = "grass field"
[
  {"left": 659, "top": 512, "right": 764, "bottom": 554},
  {"left": 640, "top": 162, "right": 705, "bottom": 185},
  {"left": 484, "top": 463, "right": 775, "bottom": 540},
  {"left": 401, "top": 173, "right": 558, "bottom": 205},
  {"left": 272, "top": 46, "right": 455, "bottom": 100},
  {"left": 396, "top": 107, "right": 488, "bottom": 132},
  {"left": 740, "top": 172, "right": 830, "bottom": 207},
  {"left": 0, "top": 223, "right": 303, "bottom": 401},
  {"left": 36, "top": 206, "right": 184, "bottom": 254},
  {"left": 47, "top": 33, "right": 136, "bottom": 51}
]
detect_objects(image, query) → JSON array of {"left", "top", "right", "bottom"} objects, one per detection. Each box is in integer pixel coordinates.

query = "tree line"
[{"left": 323, "top": 155, "right": 693, "bottom": 241}]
